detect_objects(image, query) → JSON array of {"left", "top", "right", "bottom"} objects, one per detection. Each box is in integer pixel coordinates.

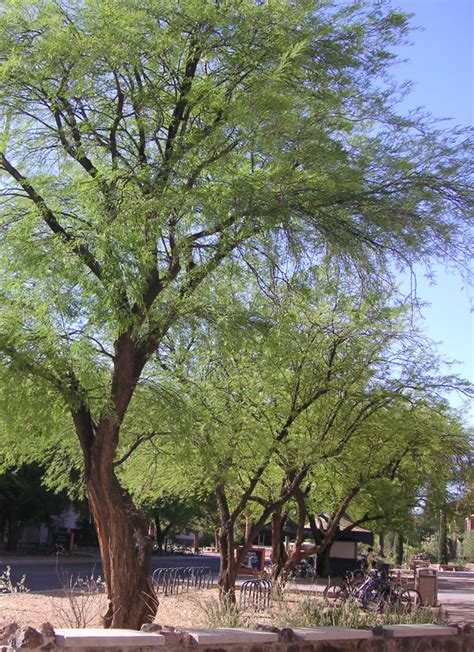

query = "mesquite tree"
[
  {"left": 270, "top": 400, "right": 472, "bottom": 579},
  {"left": 123, "top": 269, "right": 470, "bottom": 598},
  {"left": 0, "top": 0, "right": 472, "bottom": 628}
]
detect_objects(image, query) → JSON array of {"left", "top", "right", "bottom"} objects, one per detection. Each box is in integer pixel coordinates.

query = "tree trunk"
[
  {"left": 6, "top": 508, "right": 20, "bottom": 553},
  {"left": 216, "top": 487, "right": 237, "bottom": 603},
  {"left": 153, "top": 515, "right": 172, "bottom": 555},
  {"left": 378, "top": 531, "right": 385, "bottom": 557},
  {"left": 244, "top": 515, "right": 252, "bottom": 542},
  {"left": 316, "top": 543, "right": 333, "bottom": 577},
  {"left": 87, "top": 453, "right": 157, "bottom": 628},
  {"left": 270, "top": 508, "right": 288, "bottom": 581},
  {"left": 193, "top": 530, "right": 200, "bottom": 553},
  {"left": 154, "top": 515, "right": 164, "bottom": 554},
  {"left": 70, "top": 330, "right": 158, "bottom": 629},
  {"left": 0, "top": 514, "right": 5, "bottom": 548},
  {"left": 395, "top": 532, "right": 404, "bottom": 567},
  {"left": 389, "top": 530, "right": 395, "bottom": 556},
  {"left": 279, "top": 489, "right": 307, "bottom": 581},
  {"left": 217, "top": 525, "right": 238, "bottom": 603},
  {"left": 438, "top": 508, "right": 448, "bottom": 565}
]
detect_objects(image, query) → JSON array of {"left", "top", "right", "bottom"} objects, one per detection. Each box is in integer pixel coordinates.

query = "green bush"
[
  {"left": 202, "top": 597, "right": 249, "bottom": 628},
  {"left": 274, "top": 597, "right": 445, "bottom": 629},
  {"left": 418, "top": 534, "right": 439, "bottom": 562},
  {"left": 460, "top": 531, "right": 474, "bottom": 562}
]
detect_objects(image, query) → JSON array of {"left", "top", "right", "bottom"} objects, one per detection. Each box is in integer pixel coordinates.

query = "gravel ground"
[
  {"left": 0, "top": 585, "right": 471, "bottom": 630},
  {"left": 0, "top": 588, "right": 219, "bottom": 629}
]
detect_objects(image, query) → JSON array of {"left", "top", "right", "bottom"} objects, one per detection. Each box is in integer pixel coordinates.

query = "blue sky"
[{"left": 391, "top": 0, "right": 473, "bottom": 417}]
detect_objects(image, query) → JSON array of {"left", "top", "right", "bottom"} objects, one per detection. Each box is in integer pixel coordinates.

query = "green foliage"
[
  {"left": 0, "top": 1, "right": 472, "bottom": 622},
  {"left": 418, "top": 534, "right": 439, "bottom": 563},
  {"left": 144, "top": 493, "right": 217, "bottom": 548},
  {"left": 0, "top": 464, "right": 70, "bottom": 547},
  {"left": 461, "top": 531, "right": 474, "bottom": 563},
  {"left": 202, "top": 597, "right": 248, "bottom": 628},
  {"left": 122, "top": 262, "right": 472, "bottom": 574},
  {"left": 123, "top": 271, "right": 415, "bottom": 498},
  {"left": 0, "top": 0, "right": 471, "bottom": 432},
  {"left": 272, "top": 596, "right": 443, "bottom": 629}
]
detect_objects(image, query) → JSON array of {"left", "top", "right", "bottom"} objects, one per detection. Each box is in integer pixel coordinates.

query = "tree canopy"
[
  {"left": 0, "top": 0, "right": 472, "bottom": 628},
  {"left": 121, "top": 266, "right": 472, "bottom": 590}
]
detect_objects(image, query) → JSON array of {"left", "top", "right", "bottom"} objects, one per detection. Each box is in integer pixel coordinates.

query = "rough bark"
[
  {"left": 216, "top": 488, "right": 237, "bottom": 603},
  {"left": 389, "top": 530, "right": 395, "bottom": 556},
  {"left": 153, "top": 514, "right": 172, "bottom": 554},
  {"left": 395, "top": 532, "right": 404, "bottom": 567},
  {"left": 86, "top": 454, "right": 157, "bottom": 628},
  {"left": 193, "top": 531, "right": 200, "bottom": 553},
  {"left": 270, "top": 507, "right": 288, "bottom": 580},
  {"left": 378, "top": 531, "right": 385, "bottom": 556},
  {"left": 244, "top": 515, "right": 252, "bottom": 542},
  {"left": 317, "top": 543, "right": 333, "bottom": 577},
  {"left": 279, "top": 489, "right": 308, "bottom": 581},
  {"left": 154, "top": 515, "right": 163, "bottom": 554},
  {"left": 438, "top": 508, "right": 448, "bottom": 565},
  {"left": 71, "top": 330, "right": 158, "bottom": 629}
]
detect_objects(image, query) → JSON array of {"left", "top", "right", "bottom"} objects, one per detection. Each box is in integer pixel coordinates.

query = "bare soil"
[
  {"left": 0, "top": 585, "right": 471, "bottom": 631},
  {"left": 0, "top": 588, "right": 219, "bottom": 630}
]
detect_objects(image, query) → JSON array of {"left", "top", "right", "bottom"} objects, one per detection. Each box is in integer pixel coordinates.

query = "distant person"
[{"left": 367, "top": 547, "right": 377, "bottom": 569}]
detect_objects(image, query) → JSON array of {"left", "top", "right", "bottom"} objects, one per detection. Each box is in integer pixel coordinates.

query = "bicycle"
[
  {"left": 290, "top": 559, "right": 316, "bottom": 579},
  {"left": 353, "top": 570, "right": 421, "bottom": 613},
  {"left": 323, "top": 571, "right": 364, "bottom": 604}
]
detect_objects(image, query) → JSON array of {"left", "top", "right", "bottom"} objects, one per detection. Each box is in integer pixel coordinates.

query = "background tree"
[
  {"left": 348, "top": 404, "right": 473, "bottom": 565},
  {"left": 0, "top": 464, "right": 69, "bottom": 552},
  {"left": 269, "top": 397, "right": 472, "bottom": 578},
  {"left": 124, "top": 267, "right": 471, "bottom": 596},
  {"left": 0, "top": 0, "right": 472, "bottom": 627}
]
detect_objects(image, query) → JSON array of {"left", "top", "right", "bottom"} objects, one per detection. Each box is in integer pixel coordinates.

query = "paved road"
[{"left": 0, "top": 553, "right": 221, "bottom": 592}]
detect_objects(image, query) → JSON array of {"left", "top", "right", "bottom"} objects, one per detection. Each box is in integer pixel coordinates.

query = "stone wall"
[{"left": 0, "top": 621, "right": 472, "bottom": 651}]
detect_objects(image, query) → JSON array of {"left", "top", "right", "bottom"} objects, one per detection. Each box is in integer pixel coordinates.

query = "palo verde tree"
[{"left": 0, "top": 0, "right": 472, "bottom": 627}]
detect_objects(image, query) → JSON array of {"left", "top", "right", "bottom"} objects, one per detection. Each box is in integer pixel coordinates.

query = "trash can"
[
  {"left": 415, "top": 568, "right": 438, "bottom": 606},
  {"left": 378, "top": 562, "right": 391, "bottom": 578}
]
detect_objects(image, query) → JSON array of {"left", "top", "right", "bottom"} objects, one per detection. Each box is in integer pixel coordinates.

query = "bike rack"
[
  {"left": 239, "top": 578, "right": 272, "bottom": 611},
  {"left": 151, "top": 566, "right": 213, "bottom": 595}
]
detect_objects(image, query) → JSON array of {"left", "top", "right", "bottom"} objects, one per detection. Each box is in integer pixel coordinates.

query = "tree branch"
[
  {"left": 0, "top": 153, "right": 103, "bottom": 280},
  {"left": 114, "top": 431, "right": 171, "bottom": 467}
]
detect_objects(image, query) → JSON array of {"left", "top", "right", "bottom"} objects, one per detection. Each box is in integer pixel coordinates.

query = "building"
[{"left": 257, "top": 513, "right": 374, "bottom": 576}]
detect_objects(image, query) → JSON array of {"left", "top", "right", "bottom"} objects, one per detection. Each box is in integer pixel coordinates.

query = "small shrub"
[
  {"left": 418, "top": 534, "right": 439, "bottom": 563},
  {"left": 382, "top": 605, "right": 446, "bottom": 626},
  {"left": 271, "top": 595, "right": 445, "bottom": 629},
  {"left": 274, "top": 597, "right": 372, "bottom": 629},
  {"left": 0, "top": 566, "right": 29, "bottom": 593},
  {"left": 202, "top": 597, "right": 249, "bottom": 628},
  {"left": 52, "top": 573, "right": 108, "bottom": 628}
]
